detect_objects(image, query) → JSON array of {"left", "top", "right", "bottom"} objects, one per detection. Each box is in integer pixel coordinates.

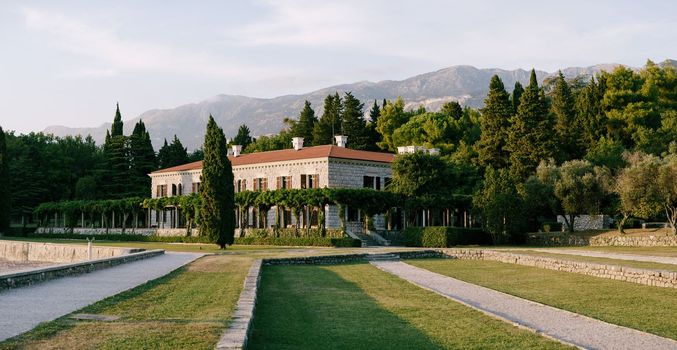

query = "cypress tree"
[
  {"left": 158, "top": 136, "right": 188, "bottom": 168},
  {"left": 366, "top": 100, "right": 382, "bottom": 150},
  {"left": 0, "top": 127, "right": 9, "bottom": 231},
  {"left": 312, "top": 93, "right": 343, "bottom": 145},
  {"left": 290, "top": 101, "right": 318, "bottom": 144},
  {"left": 511, "top": 82, "right": 524, "bottom": 114},
  {"left": 129, "top": 120, "right": 157, "bottom": 197},
  {"left": 157, "top": 139, "right": 170, "bottom": 168},
  {"left": 507, "top": 69, "right": 555, "bottom": 179},
  {"left": 233, "top": 124, "right": 253, "bottom": 150},
  {"left": 111, "top": 103, "right": 124, "bottom": 137},
  {"left": 340, "top": 92, "right": 370, "bottom": 150},
  {"left": 369, "top": 100, "right": 381, "bottom": 124},
  {"left": 477, "top": 75, "right": 513, "bottom": 169},
  {"left": 199, "top": 115, "right": 235, "bottom": 249},
  {"left": 551, "top": 71, "right": 581, "bottom": 160}
]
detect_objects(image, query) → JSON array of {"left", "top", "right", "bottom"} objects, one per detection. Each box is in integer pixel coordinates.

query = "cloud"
[{"left": 21, "top": 7, "right": 273, "bottom": 79}]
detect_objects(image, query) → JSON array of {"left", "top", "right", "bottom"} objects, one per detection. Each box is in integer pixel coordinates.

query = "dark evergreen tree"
[
  {"left": 476, "top": 75, "right": 512, "bottom": 169},
  {"left": 0, "top": 127, "right": 9, "bottom": 230},
  {"left": 199, "top": 116, "right": 235, "bottom": 249},
  {"left": 188, "top": 148, "right": 204, "bottom": 162},
  {"left": 369, "top": 100, "right": 381, "bottom": 124},
  {"left": 111, "top": 103, "right": 124, "bottom": 137},
  {"left": 312, "top": 93, "right": 343, "bottom": 145},
  {"left": 507, "top": 69, "right": 555, "bottom": 179},
  {"left": 551, "top": 71, "right": 581, "bottom": 160},
  {"left": 340, "top": 92, "right": 371, "bottom": 150},
  {"left": 440, "top": 101, "right": 463, "bottom": 120},
  {"left": 511, "top": 82, "right": 524, "bottom": 114},
  {"left": 158, "top": 135, "right": 188, "bottom": 168},
  {"left": 233, "top": 124, "right": 253, "bottom": 150},
  {"left": 575, "top": 77, "right": 607, "bottom": 146},
  {"left": 290, "top": 101, "right": 318, "bottom": 144},
  {"left": 366, "top": 100, "right": 382, "bottom": 150},
  {"left": 128, "top": 120, "right": 156, "bottom": 197}
]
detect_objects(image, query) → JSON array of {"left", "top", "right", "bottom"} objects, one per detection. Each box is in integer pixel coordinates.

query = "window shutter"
[
  {"left": 301, "top": 174, "right": 307, "bottom": 189},
  {"left": 287, "top": 176, "right": 292, "bottom": 189},
  {"left": 276, "top": 176, "right": 281, "bottom": 190}
]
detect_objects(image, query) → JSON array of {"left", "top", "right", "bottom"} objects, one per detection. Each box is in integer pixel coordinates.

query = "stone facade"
[
  {"left": 556, "top": 215, "right": 612, "bottom": 231},
  {"left": 440, "top": 249, "right": 677, "bottom": 289},
  {"left": 149, "top": 146, "right": 393, "bottom": 232},
  {"left": 528, "top": 233, "right": 677, "bottom": 247}
]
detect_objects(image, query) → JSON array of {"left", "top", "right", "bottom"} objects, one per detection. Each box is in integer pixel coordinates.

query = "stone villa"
[{"left": 148, "top": 136, "right": 396, "bottom": 234}]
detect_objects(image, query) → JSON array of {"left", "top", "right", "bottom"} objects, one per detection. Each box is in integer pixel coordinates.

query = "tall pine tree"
[
  {"left": 312, "top": 93, "right": 343, "bottom": 145},
  {"left": 476, "top": 75, "right": 512, "bottom": 169},
  {"left": 366, "top": 100, "right": 382, "bottom": 150},
  {"left": 551, "top": 71, "right": 581, "bottom": 160},
  {"left": 103, "top": 104, "right": 129, "bottom": 198},
  {"left": 111, "top": 103, "right": 124, "bottom": 137},
  {"left": 575, "top": 77, "right": 607, "bottom": 146},
  {"left": 341, "top": 92, "right": 371, "bottom": 150},
  {"left": 0, "top": 127, "right": 9, "bottom": 230},
  {"left": 290, "top": 101, "right": 318, "bottom": 144},
  {"left": 129, "top": 120, "right": 156, "bottom": 197},
  {"left": 199, "top": 116, "right": 235, "bottom": 249},
  {"left": 440, "top": 101, "right": 463, "bottom": 120},
  {"left": 158, "top": 135, "right": 188, "bottom": 168},
  {"left": 511, "top": 82, "right": 524, "bottom": 114},
  {"left": 507, "top": 69, "right": 555, "bottom": 179},
  {"left": 233, "top": 124, "right": 253, "bottom": 150}
]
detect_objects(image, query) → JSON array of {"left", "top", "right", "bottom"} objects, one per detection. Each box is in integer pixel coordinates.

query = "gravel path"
[
  {"left": 371, "top": 260, "right": 677, "bottom": 350},
  {"left": 0, "top": 252, "right": 202, "bottom": 342},
  {"left": 530, "top": 249, "right": 677, "bottom": 265}
]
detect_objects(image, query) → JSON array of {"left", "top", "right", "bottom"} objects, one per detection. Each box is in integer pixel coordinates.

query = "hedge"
[
  {"left": 4, "top": 232, "right": 211, "bottom": 243},
  {"left": 234, "top": 237, "right": 360, "bottom": 247},
  {"left": 404, "top": 226, "right": 492, "bottom": 247}
]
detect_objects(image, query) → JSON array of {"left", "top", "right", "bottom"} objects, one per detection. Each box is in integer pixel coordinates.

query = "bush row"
[
  {"left": 404, "top": 226, "right": 491, "bottom": 247},
  {"left": 243, "top": 227, "right": 344, "bottom": 239},
  {"left": 234, "top": 236, "right": 361, "bottom": 247}
]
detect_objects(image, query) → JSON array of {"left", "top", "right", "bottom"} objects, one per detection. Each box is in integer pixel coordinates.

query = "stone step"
[{"left": 365, "top": 253, "right": 400, "bottom": 261}]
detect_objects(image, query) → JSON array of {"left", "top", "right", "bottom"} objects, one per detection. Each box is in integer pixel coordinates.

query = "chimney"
[
  {"left": 232, "top": 145, "right": 242, "bottom": 157},
  {"left": 292, "top": 137, "right": 304, "bottom": 151},
  {"left": 335, "top": 135, "right": 348, "bottom": 148}
]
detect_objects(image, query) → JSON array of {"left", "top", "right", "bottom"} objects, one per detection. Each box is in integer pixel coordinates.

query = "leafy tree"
[
  {"left": 391, "top": 112, "right": 454, "bottom": 153},
  {"left": 476, "top": 75, "right": 512, "bottom": 169},
  {"left": 535, "top": 160, "right": 610, "bottom": 233},
  {"left": 440, "top": 101, "right": 463, "bottom": 120},
  {"left": 0, "top": 127, "right": 9, "bottom": 230},
  {"left": 473, "top": 167, "right": 524, "bottom": 244},
  {"left": 312, "top": 93, "right": 343, "bottom": 145},
  {"left": 511, "top": 81, "right": 524, "bottom": 114},
  {"left": 199, "top": 116, "right": 235, "bottom": 248},
  {"left": 341, "top": 92, "right": 371, "bottom": 150},
  {"left": 390, "top": 152, "right": 451, "bottom": 197},
  {"left": 245, "top": 130, "right": 293, "bottom": 153},
  {"left": 507, "top": 69, "right": 556, "bottom": 179},
  {"left": 584, "top": 136, "right": 626, "bottom": 172},
  {"left": 289, "top": 101, "right": 318, "bottom": 144},
  {"left": 128, "top": 120, "right": 156, "bottom": 197},
  {"left": 233, "top": 124, "right": 253, "bottom": 150},
  {"left": 376, "top": 97, "right": 409, "bottom": 151},
  {"left": 657, "top": 154, "right": 677, "bottom": 234},
  {"left": 615, "top": 153, "right": 664, "bottom": 232},
  {"left": 75, "top": 175, "right": 99, "bottom": 200},
  {"left": 551, "top": 71, "right": 581, "bottom": 160}
]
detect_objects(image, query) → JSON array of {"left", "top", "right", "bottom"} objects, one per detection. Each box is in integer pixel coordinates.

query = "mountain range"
[{"left": 43, "top": 59, "right": 676, "bottom": 151}]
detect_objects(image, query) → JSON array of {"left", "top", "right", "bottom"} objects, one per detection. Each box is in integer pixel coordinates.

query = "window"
[
  {"left": 192, "top": 182, "right": 201, "bottom": 193},
  {"left": 363, "top": 176, "right": 375, "bottom": 189},
  {"left": 156, "top": 184, "right": 168, "bottom": 197},
  {"left": 253, "top": 178, "right": 268, "bottom": 191},
  {"left": 276, "top": 176, "right": 292, "bottom": 189},
  {"left": 347, "top": 206, "right": 359, "bottom": 222},
  {"left": 236, "top": 179, "right": 247, "bottom": 193},
  {"left": 301, "top": 174, "right": 320, "bottom": 189},
  {"left": 178, "top": 183, "right": 183, "bottom": 196},
  {"left": 171, "top": 184, "right": 177, "bottom": 196},
  {"left": 375, "top": 177, "right": 381, "bottom": 191}
]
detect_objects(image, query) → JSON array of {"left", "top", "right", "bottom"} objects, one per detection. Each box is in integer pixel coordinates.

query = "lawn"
[
  {"left": 558, "top": 246, "right": 677, "bottom": 257},
  {"left": 0, "top": 255, "right": 252, "bottom": 350},
  {"left": 248, "top": 263, "right": 569, "bottom": 350},
  {"left": 509, "top": 250, "right": 677, "bottom": 272},
  {"left": 408, "top": 259, "right": 677, "bottom": 340}
]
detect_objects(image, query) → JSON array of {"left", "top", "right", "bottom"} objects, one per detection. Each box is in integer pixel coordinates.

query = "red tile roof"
[{"left": 150, "top": 145, "right": 395, "bottom": 174}]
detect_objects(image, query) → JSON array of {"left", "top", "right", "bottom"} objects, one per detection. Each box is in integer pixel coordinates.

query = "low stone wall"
[
  {"left": 440, "top": 249, "right": 677, "bottom": 289},
  {"left": 0, "top": 240, "right": 142, "bottom": 263},
  {"left": 0, "top": 249, "right": 164, "bottom": 290},
  {"left": 528, "top": 233, "right": 677, "bottom": 247},
  {"left": 35, "top": 227, "right": 156, "bottom": 236},
  {"left": 262, "top": 250, "right": 442, "bottom": 266},
  {"left": 216, "top": 260, "right": 262, "bottom": 350}
]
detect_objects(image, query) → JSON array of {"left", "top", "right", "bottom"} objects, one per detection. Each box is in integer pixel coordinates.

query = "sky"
[{"left": 0, "top": 0, "right": 675, "bottom": 133}]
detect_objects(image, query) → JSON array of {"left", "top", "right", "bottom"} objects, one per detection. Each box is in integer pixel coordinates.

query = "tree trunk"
[{"left": 666, "top": 205, "right": 677, "bottom": 235}]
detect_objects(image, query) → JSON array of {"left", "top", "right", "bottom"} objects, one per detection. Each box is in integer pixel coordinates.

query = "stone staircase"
[
  {"left": 365, "top": 253, "right": 400, "bottom": 261},
  {"left": 352, "top": 232, "right": 380, "bottom": 247}
]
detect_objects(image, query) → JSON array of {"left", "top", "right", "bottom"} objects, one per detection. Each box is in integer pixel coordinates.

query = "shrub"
[
  {"left": 542, "top": 222, "right": 563, "bottom": 232},
  {"left": 234, "top": 236, "right": 360, "bottom": 247},
  {"left": 405, "top": 226, "right": 491, "bottom": 247},
  {"left": 7, "top": 232, "right": 212, "bottom": 243}
]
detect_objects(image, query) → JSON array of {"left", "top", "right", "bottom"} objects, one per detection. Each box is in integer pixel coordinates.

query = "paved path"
[
  {"left": 371, "top": 260, "right": 677, "bottom": 350},
  {"left": 0, "top": 252, "right": 202, "bottom": 342},
  {"left": 530, "top": 249, "right": 677, "bottom": 265}
]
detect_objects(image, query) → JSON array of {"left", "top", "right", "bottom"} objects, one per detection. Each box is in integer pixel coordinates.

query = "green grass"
[
  {"left": 557, "top": 246, "right": 677, "bottom": 257},
  {"left": 248, "top": 263, "right": 569, "bottom": 350},
  {"left": 408, "top": 259, "right": 677, "bottom": 340},
  {"left": 509, "top": 250, "right": 677, "bottom": 272},
  {"left": 0, "top": 255, "right": 252, "bottom": 350}
]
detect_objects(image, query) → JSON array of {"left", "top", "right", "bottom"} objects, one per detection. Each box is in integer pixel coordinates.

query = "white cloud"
[{"left": 21, "top": 7, "right": 275, "bottom": 79}]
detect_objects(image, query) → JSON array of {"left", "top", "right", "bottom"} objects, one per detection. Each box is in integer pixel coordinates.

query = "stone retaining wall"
[
  {"left": 216, "top": 260, "right": 262, "bottom": 350},
  {"left": 440, "top": 249, "right": 677, "bottom": 289},
  {"left": 528, "top": 233, "right": 677, "bottom": 247},
  {"left": 35, "top": 227, "right": 156, "bottom": 236},
  {"left": 0, "top": 240, "right": 141, "bottom": 263},
  {"left": 0, "top": 249, "right": 164, "bottom": 290},
  {"left": 262, "top": 250, "right": 442, "bottom": 266}
]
